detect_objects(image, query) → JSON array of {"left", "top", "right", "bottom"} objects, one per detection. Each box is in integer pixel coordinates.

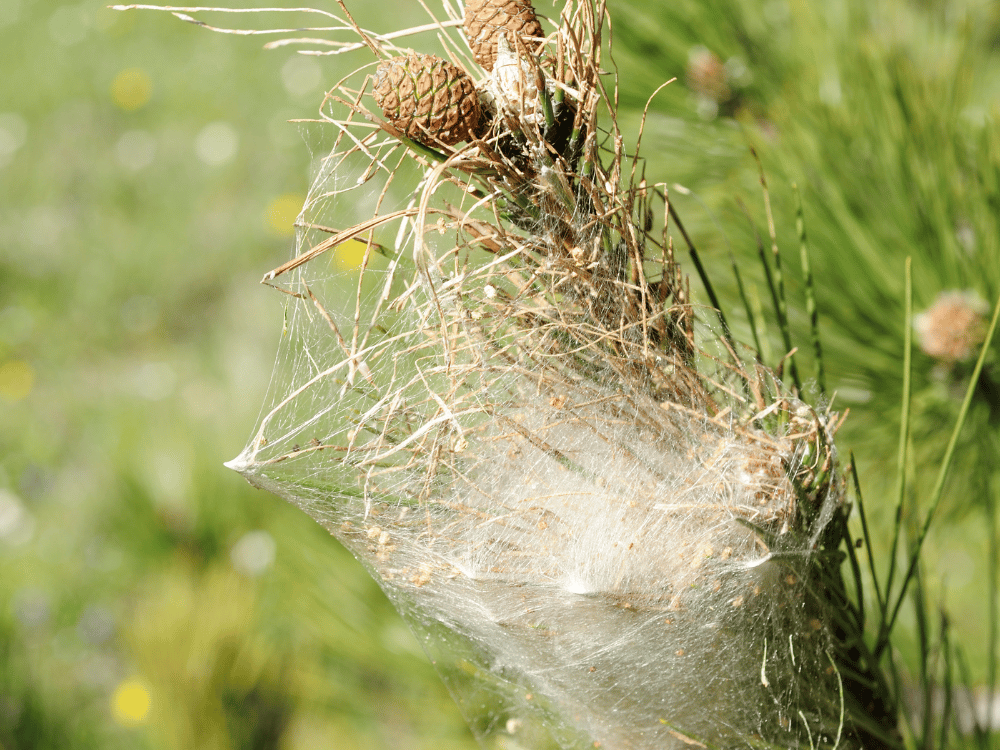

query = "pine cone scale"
[
  {"left": 464, "top": 0, "right": 543, "bottom": 71},
  {"left": 372, "top": 53, "right": 482, "bottom": 146}
]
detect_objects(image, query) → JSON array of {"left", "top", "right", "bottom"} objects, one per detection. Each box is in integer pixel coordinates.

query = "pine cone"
[
  {"left": 464, "top": 0, "right": 543, "bottom": 72},
  {"left": 372, "top": 53, "right": 482, "bottom": 146}
]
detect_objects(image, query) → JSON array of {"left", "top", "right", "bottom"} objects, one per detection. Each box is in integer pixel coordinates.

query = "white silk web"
[{"left": 216, "top": 1, "right": 893, "bottom": 747}]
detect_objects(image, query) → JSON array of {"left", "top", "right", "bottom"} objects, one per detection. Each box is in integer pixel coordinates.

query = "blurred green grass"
[
  {"left": 3, "top": 0, "right": 999, "bottom": 747},
  {"left": 0, "top": 1, "right": 476, "bottom": 747}
]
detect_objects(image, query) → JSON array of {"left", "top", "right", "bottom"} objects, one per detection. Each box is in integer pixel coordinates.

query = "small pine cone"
[
  {"left": 372, "top": 53, "right": 482, "bottom": 146},
  {"left": 464, "top": 0, "right": 543, "bottom": 72}
]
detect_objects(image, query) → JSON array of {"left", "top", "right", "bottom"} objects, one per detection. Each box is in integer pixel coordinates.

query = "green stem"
[
  {"left": 881, "top": 258, "right": 913, "bottom": 644},
  {"left": 749, "top": 150, "right": 800, "bottom": 391},
  {"left": 876, "top": 289, "right": 1000, "bottom": 659},
  {"left": 938, "top": 612, "right": 953, "bottom": 750},
  {"left": 667, "top": 202, "right": 734, "bottom": 350},
  {"left": 849, "top": 453, "right": 886, "bottom": 620},
  {"left": 987, "top": 477, "right": 998, "bottom": 735},
  {"left": 731, "top": 252, "right": 763, "bottom": 361},
  {"left": 794, "top": 184, "right": 825, "bottom": 395}
]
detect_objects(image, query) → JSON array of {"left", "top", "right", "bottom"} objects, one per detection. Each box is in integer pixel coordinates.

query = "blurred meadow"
[
  {"left": 0, "top": 0, "right": 476, "bottom": 747},
  {"left": 1, "top": 0, "right": 998, "bottom": 748}
]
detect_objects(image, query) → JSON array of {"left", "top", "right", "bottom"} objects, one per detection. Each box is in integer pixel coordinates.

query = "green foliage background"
[
  {"left": 1, "top": 0, "right": 998, "bottom": 747},
  {"left": 0, "top": 1, "right": 475, "bottom": 747}
]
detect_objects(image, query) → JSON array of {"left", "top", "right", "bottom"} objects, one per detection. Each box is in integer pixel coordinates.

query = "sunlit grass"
[{"left": 0, "top": 0, "right": 473, "bottom": 747}]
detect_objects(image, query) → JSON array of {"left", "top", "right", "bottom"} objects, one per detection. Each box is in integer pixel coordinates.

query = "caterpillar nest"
[{"left": 228, "top": 1, "right": 901, "bottom": 748}]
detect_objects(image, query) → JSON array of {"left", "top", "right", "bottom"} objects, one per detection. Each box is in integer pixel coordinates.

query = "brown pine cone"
[
  {"left": 372, "top": 53, "right": 482, "bottom": 146},
  {"left": 464, "top": 0, "right": 543, "bottom": 72}
]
